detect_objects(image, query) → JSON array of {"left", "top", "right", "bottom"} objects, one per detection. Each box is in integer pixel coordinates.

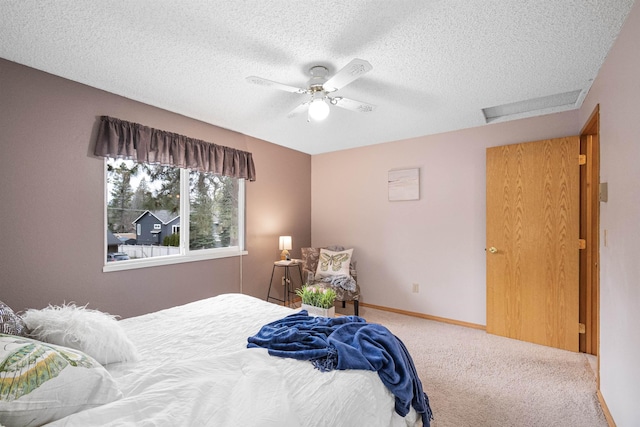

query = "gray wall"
[{"left": 0, "top": 58, "right": 311, "bottom": 318}]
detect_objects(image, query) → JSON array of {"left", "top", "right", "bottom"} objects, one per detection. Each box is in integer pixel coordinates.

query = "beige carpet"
[{"left": 341, "top": 305, "right": 607, "bottom": 427}]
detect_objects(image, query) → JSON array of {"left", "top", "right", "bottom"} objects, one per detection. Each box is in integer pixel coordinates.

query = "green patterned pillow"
[{"left": 0, "top": 334, "right": 122, "bottom": 427}]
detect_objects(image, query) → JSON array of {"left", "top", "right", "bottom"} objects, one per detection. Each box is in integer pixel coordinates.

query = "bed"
[{"left": 0, "top": 294, "right": 427, "bottom": 427}]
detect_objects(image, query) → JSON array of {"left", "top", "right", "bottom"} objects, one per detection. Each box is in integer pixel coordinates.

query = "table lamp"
[{"left": 279, "top": 236, "right": 292, "bottom": 260}]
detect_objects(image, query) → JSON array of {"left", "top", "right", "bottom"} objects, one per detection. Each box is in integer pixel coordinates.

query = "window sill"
[{"left": 103, "top": 248, "right": 248, "bottom": 272}]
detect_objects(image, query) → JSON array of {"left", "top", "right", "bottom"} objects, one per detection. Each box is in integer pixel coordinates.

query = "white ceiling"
[{"left": 1, "top": 1, "right": 635, "bottom": 154}]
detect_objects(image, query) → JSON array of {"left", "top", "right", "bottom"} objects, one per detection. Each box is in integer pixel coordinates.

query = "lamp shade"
[{"left": 279, "top": 236, "right": 292, "bottom": 251}]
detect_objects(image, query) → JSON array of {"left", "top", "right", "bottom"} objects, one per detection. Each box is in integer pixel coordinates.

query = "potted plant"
[{"left": 296, "top": 285, "right": 337, "bottom": 317}]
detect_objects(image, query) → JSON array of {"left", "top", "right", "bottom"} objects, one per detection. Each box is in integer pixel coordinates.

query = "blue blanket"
[{"left": 247, "top": 311, "right": 432, "bottom": 427}]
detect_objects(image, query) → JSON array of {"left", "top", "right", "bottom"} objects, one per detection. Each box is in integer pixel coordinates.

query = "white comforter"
[{"left": 48, "top": 293, "right": 419, "bottom": 427}]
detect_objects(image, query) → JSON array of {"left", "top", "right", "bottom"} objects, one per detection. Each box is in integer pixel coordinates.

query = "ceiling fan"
[{"left": 246, "top": 58, "right": 376, "bottom": 122}]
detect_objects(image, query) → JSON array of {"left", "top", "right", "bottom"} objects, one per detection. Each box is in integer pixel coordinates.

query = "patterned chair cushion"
[
  {"left": 301, "top": 245, "right": 353, "bottom": 276},
  {"left": 315, "top": 248, "right": 353, "bottom": 279}
]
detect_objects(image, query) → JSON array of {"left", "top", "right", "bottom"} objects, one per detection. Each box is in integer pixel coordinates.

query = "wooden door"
[{"left": 486, "top": 136, "right": 580, "bottom": 352}]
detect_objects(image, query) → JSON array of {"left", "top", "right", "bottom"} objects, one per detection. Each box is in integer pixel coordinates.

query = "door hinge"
[
  {"left": 578, "top": 239, "right": 586, "bottom": 250},
  {"left": 579, "top": 323, "right": 586, "bottom": 334},
  {"left": 578, "top": 154, "right": 587, "bottom": 165}
]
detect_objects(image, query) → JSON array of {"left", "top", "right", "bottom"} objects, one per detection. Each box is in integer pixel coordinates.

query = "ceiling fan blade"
[
  {"left": 246, "top": 76, "right": 306, "bottom": 94},
  {"left": 322, "top": 59, "right": 373, "bottom": 92},
  {"left": 331, "top": 96, "right": 376, "bottom": 113},
  {"left": 287, "top": 101, "right": 310, "bottom": 118}
]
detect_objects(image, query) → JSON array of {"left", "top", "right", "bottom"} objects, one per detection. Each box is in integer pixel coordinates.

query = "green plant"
[{"left": 296, "top": 285, "right": 336, "bottom": 309}]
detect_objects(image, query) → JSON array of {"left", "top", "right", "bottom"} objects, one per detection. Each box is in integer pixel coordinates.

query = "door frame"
[{"left": 579, "top": 104, "right": 600, "bottom": 359}]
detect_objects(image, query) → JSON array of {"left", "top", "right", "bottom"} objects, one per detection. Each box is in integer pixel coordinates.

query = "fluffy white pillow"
[
  {"left": 315, "top": 248, "right": 353, "bottom": 279},
  {"left": 23, "top": 303, "right": 138, "bottom": 365},
  {"left": 0, "top": 334, "right": 122, "bottom": 427}
]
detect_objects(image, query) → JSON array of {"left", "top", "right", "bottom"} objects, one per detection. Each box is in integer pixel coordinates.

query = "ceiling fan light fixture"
[
  {"left": 308, "top": 97, "right": 330, "bottom": 121},
  {"left": 247, "top": 58, "right": 375, "bottom": 121}
]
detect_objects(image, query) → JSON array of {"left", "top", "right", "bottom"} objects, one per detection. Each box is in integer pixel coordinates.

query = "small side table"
[{"left": 266, "top": 261, "right": 304, "bottom": 307}]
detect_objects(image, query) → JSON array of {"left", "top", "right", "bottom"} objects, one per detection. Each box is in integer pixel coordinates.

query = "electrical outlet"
[{"left": 412, "top": 283, "right": 419, "bottom": 293}]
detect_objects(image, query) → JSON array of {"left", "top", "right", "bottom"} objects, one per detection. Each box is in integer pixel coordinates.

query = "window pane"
[
  {"left": 189, "top": 171, "right": 239, "bottom": 250},
  {"left": 106, "top": 159, "right": 181, "bottom": 260}
]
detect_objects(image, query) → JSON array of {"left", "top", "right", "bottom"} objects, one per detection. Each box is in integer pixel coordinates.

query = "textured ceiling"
[{"left": 0, "top": 1, "right": 635, "bottom": 154}]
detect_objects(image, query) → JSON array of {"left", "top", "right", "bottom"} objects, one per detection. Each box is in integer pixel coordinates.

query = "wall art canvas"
[{"left": 388, "top": 168, "right": 420, "bottom": 201}]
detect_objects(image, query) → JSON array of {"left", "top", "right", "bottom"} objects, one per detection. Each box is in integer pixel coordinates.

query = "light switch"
[{"left": 599, "top": 182, "right": 608, "bottom": 202}]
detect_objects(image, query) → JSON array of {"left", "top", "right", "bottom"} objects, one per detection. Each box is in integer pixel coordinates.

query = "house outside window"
[{"left": 105, "top": 158, "right": 245, "bottom": 271}]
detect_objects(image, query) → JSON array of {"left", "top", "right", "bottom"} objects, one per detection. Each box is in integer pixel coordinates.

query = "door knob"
[{"left": 488, "top": 247, "right": 498, "bottom": 254}]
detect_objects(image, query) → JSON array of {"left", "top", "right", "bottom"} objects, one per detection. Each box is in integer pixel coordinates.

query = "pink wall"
[
  {"left": 312, "top": 111, "right": 580, "bottom": 325},
  {"left": 0, "top": 59, "right": 311, "bottom": 318},
  {"left": 579, "top": 1, "right": 640, "bottom": 424}
]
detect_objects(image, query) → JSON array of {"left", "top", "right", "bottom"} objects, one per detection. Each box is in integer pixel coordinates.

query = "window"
[{"left": 105, "top": 158, "right": 245, "bottom": 271}]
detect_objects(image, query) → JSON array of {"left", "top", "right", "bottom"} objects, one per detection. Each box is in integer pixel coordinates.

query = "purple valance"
[{"left": 94, "top": 116, "right": 256, "bottom": 181}]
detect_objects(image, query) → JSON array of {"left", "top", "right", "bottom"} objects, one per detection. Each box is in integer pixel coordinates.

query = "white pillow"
[
  {"left": 315, "top": 248, "right": 353, "bottom": 279},
  {"left": 23, "top": 303, "right": 138, "bottom": 365},
  {"left": 0, "top": 334, "right": 122, "bottom": 427}
]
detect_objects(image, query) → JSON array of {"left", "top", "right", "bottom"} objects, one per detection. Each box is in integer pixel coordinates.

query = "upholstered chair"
[{"left": 300, "top": 246, "right": 360, "bottom": 316}]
